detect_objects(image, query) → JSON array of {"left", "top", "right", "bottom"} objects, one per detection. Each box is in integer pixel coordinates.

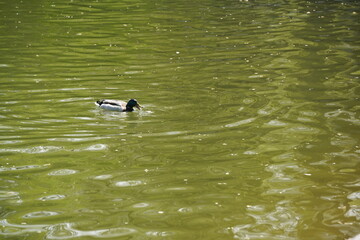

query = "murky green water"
[{"left": 0, "top": 0, "right": 359, "bottom": 239}]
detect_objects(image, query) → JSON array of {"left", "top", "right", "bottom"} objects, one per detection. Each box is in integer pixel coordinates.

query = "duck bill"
[{"left": 135, "top": 104, "right": 142, "bottom": 110}]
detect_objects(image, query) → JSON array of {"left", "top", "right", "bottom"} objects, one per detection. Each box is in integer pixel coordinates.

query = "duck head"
[{"left": 126, "top": 99, "right": 142, "bottom": 111}]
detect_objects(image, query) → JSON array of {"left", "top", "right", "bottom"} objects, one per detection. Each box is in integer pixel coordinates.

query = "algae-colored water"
[{"left": 0, "top": 0, "right": 359, "bottom": 239}]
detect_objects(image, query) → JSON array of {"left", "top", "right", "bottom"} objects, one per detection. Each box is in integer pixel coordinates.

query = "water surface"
[{"left": 0, "top": 0, "right": 359, "bottom": 239}]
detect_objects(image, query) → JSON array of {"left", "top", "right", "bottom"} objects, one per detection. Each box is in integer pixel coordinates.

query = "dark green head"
[{"left": 126, "top": 99, "right": 141, "bottom": 111}]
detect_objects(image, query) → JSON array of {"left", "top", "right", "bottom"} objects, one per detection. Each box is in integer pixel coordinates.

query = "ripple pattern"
[{"left": 0, "top": 0, "right": 359, "bottom": 239}]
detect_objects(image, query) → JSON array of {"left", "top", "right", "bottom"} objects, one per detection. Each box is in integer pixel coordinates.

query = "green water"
[{"left": 0, "top": 0, "right": 359, "bottom": 239}]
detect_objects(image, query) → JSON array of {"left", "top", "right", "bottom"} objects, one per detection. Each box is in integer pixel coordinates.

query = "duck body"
[{"left": 95, "top": 99, "right": 141, "bottom": 112}]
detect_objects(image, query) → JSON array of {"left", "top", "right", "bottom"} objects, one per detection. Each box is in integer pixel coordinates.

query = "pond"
[{"left": 0, "top": 0, "right": 359, "bottom": 239}]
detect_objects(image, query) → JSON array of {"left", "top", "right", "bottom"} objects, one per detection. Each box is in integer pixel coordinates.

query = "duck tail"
[{"left": 95, "top": 100, "right": 103, "bottom": 106}]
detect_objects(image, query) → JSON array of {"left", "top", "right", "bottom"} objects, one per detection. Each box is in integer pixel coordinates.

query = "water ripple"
[
  {"left": 46, "top": 223, "right": 137, "bottom": 239},
  {"left": 23, "top": 211, "right": 60, "bottom": 219},
  {"left": 0, "top": 220, "right": 137, "bottom": 239},
  {"left": 224, "top": 117, "right": 256, "bottom": 128},
  {"left": 39, "top": 195, "right": 66, "bottom": 201},
  {"left": 48, "top": 169, "right": 78, "bottom": 176},
  {"left": 0, "top": 146, "right": 62, "bottom": 154},
  {"left": 0, "top": 219, "right": 49, "bottom": 236},
  {"left": 115, "top": 180, "right": 144, "bottom": 187},
  {"left": 0, "top": 164, "right": 50, "bottom": 172},
  {"left": 0, "top": 0, "right": 358, "bottom": 239}
]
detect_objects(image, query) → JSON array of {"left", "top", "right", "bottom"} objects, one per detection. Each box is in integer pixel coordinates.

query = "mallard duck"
[{"left": 95, "top": 99, "right": 142, "bottom": 112}]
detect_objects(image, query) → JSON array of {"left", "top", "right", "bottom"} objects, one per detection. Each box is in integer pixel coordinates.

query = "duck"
[{"left": 95, "top": 99, "right": 142, "bottom": 112}]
